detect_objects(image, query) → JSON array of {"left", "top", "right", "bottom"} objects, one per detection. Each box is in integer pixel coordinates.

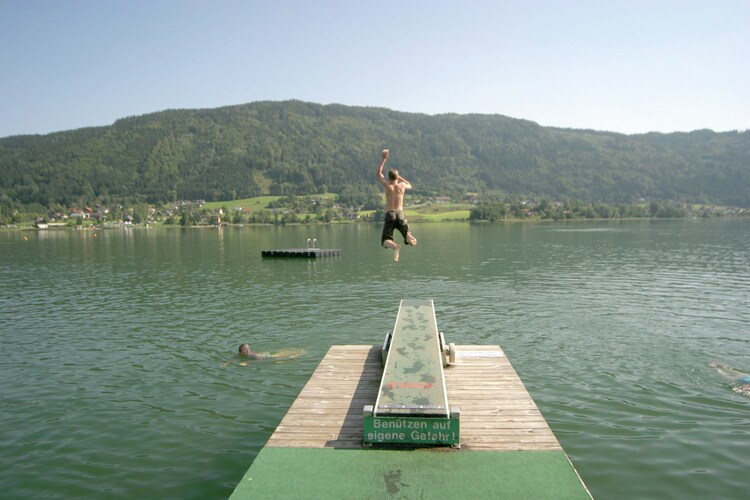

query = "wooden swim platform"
[
  {"left": 262, "top": 238, "right": 341, "bottom": 258},
  {"left": 261, "top": 248, "right": 341, "bottom": 258},
  {"left": 230, "top": 301, "right": 592, "bottom": 499}
]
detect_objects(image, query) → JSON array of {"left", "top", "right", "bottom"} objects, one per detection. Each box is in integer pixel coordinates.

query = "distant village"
[
  {"left": 38, "top": 199, "right": 215, "bottom": 228},
  {"left": 34, "top": 198, "right": 368, "bottom": 228}
]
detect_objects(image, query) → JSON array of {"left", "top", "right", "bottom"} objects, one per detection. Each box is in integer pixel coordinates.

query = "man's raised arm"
[{"left": 376, "top": 149, "right": 389, "bottom": 187}]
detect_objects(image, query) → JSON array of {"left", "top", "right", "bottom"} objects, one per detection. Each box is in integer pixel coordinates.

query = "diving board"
[{"left": 363, "top": 299, "right": 460, "bottom": 446}]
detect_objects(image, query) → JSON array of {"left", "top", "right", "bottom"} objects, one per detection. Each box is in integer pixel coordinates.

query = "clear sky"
[{"left": 1, "top": 0, "right": 748, "bottom": 138}]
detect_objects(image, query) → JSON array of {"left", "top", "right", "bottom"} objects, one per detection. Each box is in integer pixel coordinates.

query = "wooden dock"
[
  {"left": 261, "top": 248, "right": 341, "bottom": 258},
  {"left": 230, "top": 344, "right": 591, "bottom": 498},
  {"left": 265, "top": 344, "right": 561, "bottom": 450}
]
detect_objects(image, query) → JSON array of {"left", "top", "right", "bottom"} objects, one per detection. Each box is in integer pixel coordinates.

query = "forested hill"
[{"left": 1, "top": 100, "right": 748, "bottom": 210}]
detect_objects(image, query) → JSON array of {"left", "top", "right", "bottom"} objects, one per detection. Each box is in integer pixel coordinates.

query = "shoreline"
[{"left": 4, "top": 215, "right": 750, "bottom": 232}]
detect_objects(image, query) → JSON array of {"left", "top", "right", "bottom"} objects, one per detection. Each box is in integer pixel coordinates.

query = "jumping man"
[{"left": 376, "top": 149, "right": 417, "bottom": 262}]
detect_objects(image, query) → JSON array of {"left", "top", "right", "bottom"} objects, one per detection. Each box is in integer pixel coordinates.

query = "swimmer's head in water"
[{"left": 239, "top": 343, "right": 251, "bottom": 356}]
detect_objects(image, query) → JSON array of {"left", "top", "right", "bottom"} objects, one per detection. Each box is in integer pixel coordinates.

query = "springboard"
[{"left": 363, "top": 299, "right": 459, "bottom": 446}]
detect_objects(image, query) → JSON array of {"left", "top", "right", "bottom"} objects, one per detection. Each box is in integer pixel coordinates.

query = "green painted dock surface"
[
  {"left": 233, "top": 447, "right": 588, "bottom": 499},
  {"left": 230, "top": 343, "right": 591, "bottom": 498}
]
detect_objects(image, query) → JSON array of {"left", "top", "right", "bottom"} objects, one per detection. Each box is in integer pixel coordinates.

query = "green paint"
[{"left": 230, "top": 447, "right": 591, "bottom": 499}]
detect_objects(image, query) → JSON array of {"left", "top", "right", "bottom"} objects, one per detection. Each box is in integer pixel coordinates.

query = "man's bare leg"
[
  {"left": 383, "top": 240, "right": 401, "bottom": 262},
  {"left": 406, "top": 232, "right": 417, "bottom": 246}
]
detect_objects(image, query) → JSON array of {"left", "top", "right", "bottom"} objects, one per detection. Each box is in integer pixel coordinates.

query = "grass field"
[
  {"left": 202, "top": 194, "right": 337, "bottom": 211},
  {"left": 202, "top": 196, "right": 282, "bottom": 211},
  {"left": 410, "top": 209, "right": 471, "bottom": 221}
]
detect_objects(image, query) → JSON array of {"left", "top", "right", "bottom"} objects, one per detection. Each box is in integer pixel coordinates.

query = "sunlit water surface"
[{"left": 1, "top": 220, "right": 748, "bottom": 498}]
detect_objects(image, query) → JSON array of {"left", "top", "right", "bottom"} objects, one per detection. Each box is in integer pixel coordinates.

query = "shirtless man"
[
  {"left": 236, "top": 343, "right": 305, "bottom": 363},
  {"left": 239, "top": 343, "right": 266, "bottom": 360},
  {"left": 376, "top": 149, "right": 417, "bottom": 262}
]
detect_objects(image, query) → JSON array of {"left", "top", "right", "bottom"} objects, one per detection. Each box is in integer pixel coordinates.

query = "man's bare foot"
[
  {"left": 406, "top": 234, "right": 417, "bottom": 246},
  {"left": 393, "top": 243, "right": 401, "bottom": 262}
]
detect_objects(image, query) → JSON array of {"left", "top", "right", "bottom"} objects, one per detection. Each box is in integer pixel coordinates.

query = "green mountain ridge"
[{"left": 1, "top": 100, "right": 748, "bottom": 212}]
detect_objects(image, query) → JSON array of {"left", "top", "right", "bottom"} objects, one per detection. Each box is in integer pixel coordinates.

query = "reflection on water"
[{"left": 1, "top": 220, "right": 749, "bottom": 499}]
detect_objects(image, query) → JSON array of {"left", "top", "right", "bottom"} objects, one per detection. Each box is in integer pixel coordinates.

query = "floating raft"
[
  {"left": 230, "top": 300, "right": 591, "bottom": 499},
  {"left": 261, "top": 248, "right": 341, "bottom": 258}
]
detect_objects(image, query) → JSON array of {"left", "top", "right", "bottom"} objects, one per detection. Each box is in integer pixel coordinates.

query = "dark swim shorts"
[{"left": 381, "top": 210, "right": 412, "bottom": 246}]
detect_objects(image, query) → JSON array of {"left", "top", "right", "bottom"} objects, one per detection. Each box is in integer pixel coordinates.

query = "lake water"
[{"left": 2, "top": 220, "right": 749, "bottom": 499}]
